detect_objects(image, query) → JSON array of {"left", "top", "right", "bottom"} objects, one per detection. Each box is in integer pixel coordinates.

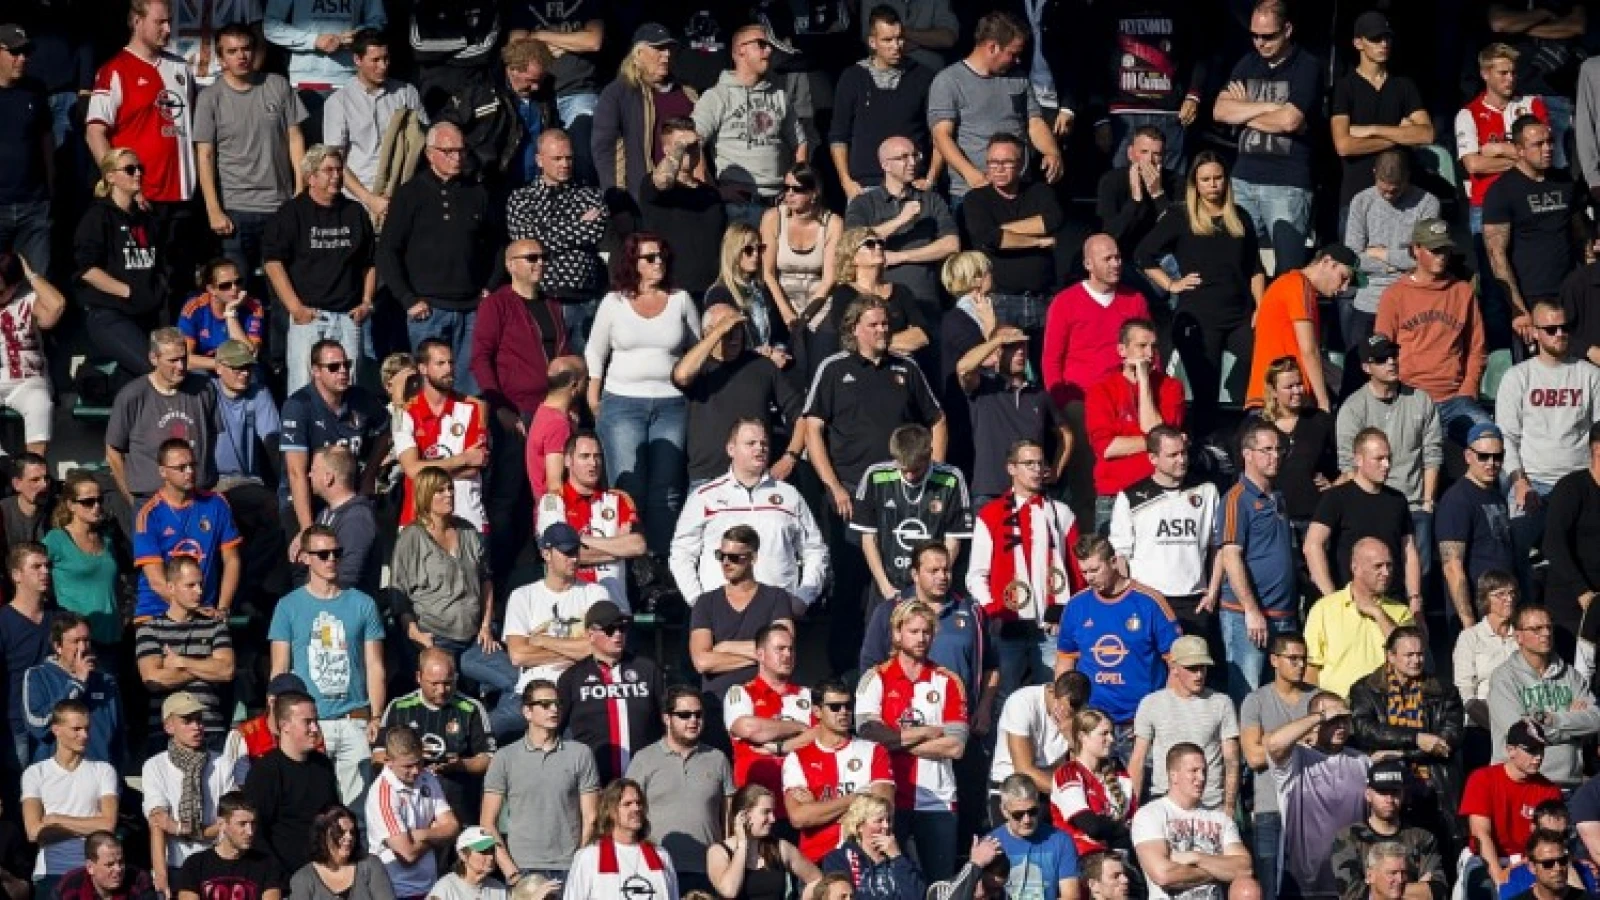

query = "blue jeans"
[
  {"left": 1546, "top": 95, "right": 1574, "bottom": 171},
  {"left": 287, "top": 309, "right": 365, "bottom": 395},
  {"left": 220, "top": 208, "right": 272, "bottom": 286},
  {"left": 559, "top": 298, "right": 600, "bottom": 355},
  {"left": 995, "top": 628, "right": 1055, "bottom": 700},
  {"left": 1253, "top": 811, "right": 1282, "bottom": 900},
  {"left": 894, "top": 810, "right": 958, "bottom": 884},
  {"left": 406, "top": 306, "right": 479, "bottom": 396},
  {"left": 1411, "top": 508, "right": 1435, "bottom": 583},
  {"left": 1221, "top": 610, "right": 1301, "bottom": 705},
  {"left": 1437, "top": 395, "right": 1493, "bottom": 449},
  {"left": 458, "top": 642, "right": 526, "bottom": 741},
  {"left": 596, "top": 393, "right": 688, "bottom": 554},
  {"left": 557, "top": 92, "right": 600, "bottom": 186},
  {"left": 1232, "top": 179, "right": 1313, "bottom": 275},
  {"left": 0, "top": 200, "right": 51, "bottom": 275},
  {"left": 1110, "top": 113, "right": 1187, "bottom": 171},
  {"left": 1094, "top": 494, "right": 1116, "bottom": 536},
  {"left": 1510, "top": 478, "right": 1557, "bottom": 595}
]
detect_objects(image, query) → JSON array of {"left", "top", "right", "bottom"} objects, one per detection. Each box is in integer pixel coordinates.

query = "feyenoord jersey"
[
  {"left": 538, "top": 483, "right": 638, "bottom": 608},
  {"left": 724, "top": 677, "right": 815, "bottom": 817},
  {"left": 0, "top": 291, "right": 45, "bottom": 382},
  {"left": 1454, "top": 92, "right": 1547, "bottom": 207},
  {"left": 395, "top": 392, "right": 488, "bottom": 531},
  {"left": 854, "top": 659, "right": 966, "bottom": 812},
  {"left": 1108, "top": 477, "right": 1219, "bottom": 598},
  {"left": 88, "top": 49, "right": 197, "bottom": 203},
  {"left": 850, "top": 462, "right": 974, "bottom": 589},
  {"left": 556, "top": 654, "right": 664, "bottom": 783},
  {"left": 782, "top": 738, "right": 893, "bottom": 862}
]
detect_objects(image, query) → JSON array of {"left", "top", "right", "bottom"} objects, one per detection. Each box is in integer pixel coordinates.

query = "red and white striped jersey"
[
  {"left": 88, "top": 49, "right": 196, "bottom": 203},
  {"left": 538, "top": 482, "right": 638, "bottom": 608},
  {"left": 855, "top": 658, "right": 967, "bottom": 813},
  {"left": 1051, "top": 757, "right": 1139, "bottom": 856},
  {"left": 781, "top": 737, "right": 893, "bottom": 862},
  {"left": 0, "top": 291, "right": 45, "bottom": 383},
  {"left": 1455, "top": 92, "right": 1548, "bottom": 207},
  {"left": 395, "top": 391, "right": 488, "bottom": 531},
  {"left": 725, "top": 676, "right": 815, "bottom": 816},
  {"left": 363, "top": 767, "right": 451, "bottom": 897}
]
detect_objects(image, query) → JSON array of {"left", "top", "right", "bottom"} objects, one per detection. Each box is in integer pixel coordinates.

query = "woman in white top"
[
  {"left": 1452, "top": 569, "right": 1519, "bottom": 767},
  {"left": 760, "top": 164, "right": 841, "bottom": 326},
  {"left": 584, "top": 232, "right": 701, "bottom": 555}
]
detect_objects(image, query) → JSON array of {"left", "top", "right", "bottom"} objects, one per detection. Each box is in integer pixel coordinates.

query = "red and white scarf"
[{"left": 979, "top": 491, "right": 1078, "bottom": 622}]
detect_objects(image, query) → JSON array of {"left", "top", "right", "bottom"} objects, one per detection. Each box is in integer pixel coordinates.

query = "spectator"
[
  {"left": 268, "top": 524, "right": 387, "bottom": 808},
  {"left": 430, "top": 829, "right": 509, "bottom": 900},
  {"left": 693, "top": 23, "right": 809, "bottom": 225},
  {"left": 287, "top": 805, "right": 394, "bottom": 900},
  {"left": 394, "top": 340, "right": 489, "bottom": 532},
  {"left": 134, "top": 557, "right": 236, "bottom": 753},
  {"left": 556, "top": 601, "right": 664, "bottom": 783},
  {"left": 1542, "top": 424, "right": 1600, "bottom": 653},
  {"left": 130, "top": 438, "right": 240, "bottom": 619},
  {"left": 1506, "top": 828, "right": 1587, "bottom": 900},
  {"left": 938, "top": 251, "right": 994, "bottom": 472},
  {"left": 851, "top": 425, "right": 970, "bottom": 605},
  {"left": 1081, "top": 852, "right": 1132, "bottom": 900},
  {"left": 74, "top": 150, "right": 169, "bottom": 376},
  {"left": 1328, "top": 13, "right": 1433, "bottom": 213},
  {"left": 958, "top": 133, "right": 1063, "bottom": 346},
  {"left": 263, "top": 0, "right": 384, "bottom": 132},
  {"left": 1245, "top": 245, "right": 1354, "bottom": 412},
  {"left": 377, "top": 122, "right": 495, "bottom": 393},
  {"left": 628, "top": 685, "right": 735, "bottom": 897},
  {"left": 180, "top": 260, "right": 263, "bottom": 373},
  {"left": 306, "top": 447, "right": 380, "bottom": 596},
  {"left": 1, "top": 454, "right": 54, "bottom": 550},
  {"left": 0, "top": 26, "right": 54, "bottom": 276},
  {"left": 1128, "top": 636, "right": 1241, "bottom": 814},
  {"left": 968, "top": 440, "right": 1084, "bottom": 695},
  {"left": 1305, "top": 429, "right": 1424, "bottom": 608},
  {"left": 210, "top": 340, "right": 281, "bottom": 487},
  {"left": 704, "top": 226, "right": 789, "bottom": 359},
  {"left": 1487, "top": 604, "right": 1600, "bottom": 787},
  {"left": 20, "top": 700, "right": 119, "bottom": 896},
  {"left": 985, "top": 774, "right": 1078, "bottom": 899},
  {"left": 636, "top": 119, "right": 725, "bottom": 299},
  {"left": 928, "top": 11, "right": 1060, "bottom": 200},
  {"left": 238, "top": 691, "right": 340, "bottom": 875},
  {"left": 524, "top": 358, "right": 585, "bottom": 501},
  {"left": 1459, "top": 721, "right": 1564, "bottom": 892},
  {"left": 0, "top": 256, "right": 57, "bottom": 456},
  {"left": 1487, "top": 0, "right": 1585, "bottom": 170},
  {"left": 1459, "top": 44, "right": 1547, "bottom": 240},
  {"left": 44, "top": 475, "right": 127, "bottom": 659},
  {"left": 371, "top": 648, "right": 493, "bottom": 825},
  {"left": 506, "top": 130, "right": 609, "bottom": 350},
  {"left": 173, "top": 793, "right": 285, "bottom": 900},
  {"left": 563, "top": 780, "right": 680, "bottom": 900},
  {"left": 684, "top": 522, "right": 800, "bottom": 709},
  {"left": 391, "top": 466, "right": 495, "bottom": 668},
  {"left": 480, "top": 679, "right": 599, "bottom": 883},
  {"left": 957, "top": 326, "right": 1072, "bottom": 507},
  {"left": 670, "top": 308, "right": 803, "bottom": 487},
  {"left": 194, "top": 24, "right": 306, "bottom": 283},
  {"left": 1347, "top": 626, "right": 1467, "bottom": 853},
  {"left": 1266, "top": 691, "right": 1369, "bottom": 900},
  {"left": 1089, "top": 2, "right": 1206, "bottom": 170},
  {"left": 993, "top": 670, "right": 1080, "bottom": 802},
  {"left": 593, "top": 25, "right": 698, "bottom": 199},
  {"left": 803, "top": 226, "right": 930, "bottom": 369},
  {"left": 1438, "top": 425, "right": 1518, "bottom": 631},
  {"left": 363, "top": 726, "right": 459, "bottom": 897},
  {"left": 1041, "top": 233, "right": 1151, "bottom": 434},
  {"left": 707, "top": 784, "right": 822, "bottom": 898},
  {"left": 845, "top": 136, "right": 960, "bottom": 329},
  {"left": 819, "top": 793, "right": 925, "bottom": 900},
  {"left": 1216, "top": 420, "right": 1300, "bottom": 700},
  {"left": 438, "top": 35, "right": 548, "bottom": 193},
  {"left": 502, "top": 0, "right": 601, "bottom": 185},
  {"left": 831, "top": 9, "right": 939, "bottom": 201},
  {"left": 1109, "top": 427, "right": 1219, "bottom": 639},
  {"left": 52, "top": 832, "right": 156, "bottom": 900},
  {"left": 1453, "top": 572, "right": 1520, "bottom": 747},
  {"left": 141, "top": 693, "right": 236, "bottom": 895},
  {"left": 106, "top": 328, "right": 220, "bottom": 508},
  {"left": 1304, "top": 538, "right": 1415, "bottom": 699},
  {"left": 1329, "top": 761, "right": 1448, "bottom": 900},
  {"left": 1342, "top": 151, "right": 1441, "bottom": 398},
  {"left": 1249, "top": 357, "right": 1338, "bottom": 528},
  {"left": 1136, "top": 152, "right": 1264, "bottom": 434},
  {"left": 1130, "top": 743, "right": 1259, "bottom": 900},
  {"left": 761, "top": 164, "right": 840, "bottom": 337},
  {"left": 1239, "top": 633, "right": 1314, "bottom": 900},
  {"left": 262, "top": 144, "right": 377, "bottom": 394},
  {"left": 279, "top": 339, "right": 389, "bottom": 550},
  {"left": 535, "top": 431, "right": 647, "bottom": 608},
  {"left": 721, "top": 621, "right": 812, "bottom": 810},
  {"left": 1211, "top": 0, "right": 1321, "bottom": 275},
  {"left": 219, "top": 673, "right": 307, "bottom": 786},
  {"left": 24, "top": 610, "right": 126, "bottom": 767},
  {"left": 322, "top": 30, "right": 421, "bottom": 222},
  {"left": 1085, "top": 318, "right": 1186, "bottom": 532},
  {"left": 473, "top": 238, "right": 568, "bottom": 450},
  {"left": 1096, "top": 129, "right": 1178, "bottom": 264},
  {"left": 782, "top": 679, "right": 896, "bottom": 864},
  {"left": 1051, "top": 708, "right": 1137, "bottom": 857}
]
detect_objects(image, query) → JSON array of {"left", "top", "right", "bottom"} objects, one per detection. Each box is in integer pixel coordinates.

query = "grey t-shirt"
[
  {"left": 1273, "top": 745, "right": 1370, "bottom": 899},
  {"left": 429, "top": 873, "right": 508, "bottom": 900},
  {"left": 1239, "top": 684, "right": 1313, "bottom": 815},
  {"left": 483, "top": 737, "right": 600, "bottom": 871},
  {"left": 625, "top": 740, "right": 735, "bottom": 875},
  {"left": 288, "top": 857, "right": 394, "bottom": 900},
  {"left": 105, "top": 375, "right": 220, "bottom": 496},
  {"left": 193, "top": 72, "right": 308, "bottom": 214},
  {"left": 926, "top": 61, "right": 1041, "bottom": 197},
  {"left": 1134, "top": 688, "right": 1240, "bottom": 808}
]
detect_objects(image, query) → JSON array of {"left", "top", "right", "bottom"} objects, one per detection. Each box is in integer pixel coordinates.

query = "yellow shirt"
[{"left": 1304, "top": 587, "right": 1415, "bottom": 698}]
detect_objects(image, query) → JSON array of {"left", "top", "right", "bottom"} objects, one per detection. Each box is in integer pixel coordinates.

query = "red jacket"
[
  {"left": 470, "top": 285, "right": 571, "bottom": 415},
  {"left": 1084, "top": 365, "right": 1185, "bottom": 496}
]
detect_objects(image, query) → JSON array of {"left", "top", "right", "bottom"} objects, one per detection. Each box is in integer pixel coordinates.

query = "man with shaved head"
[
  {"left": 527, "top": 355, "right": 589, "bottom": 500},
  {"left": 506, "top": 129, "right": 609, "bottom": 350},
  {"left": 1303, "top": 538, "right": 1416, "bottom": 698}
]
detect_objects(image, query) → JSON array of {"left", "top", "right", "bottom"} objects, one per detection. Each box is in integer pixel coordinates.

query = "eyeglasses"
[
  {"left": 306, "top": 548, "right": 345, "bottom": 561},
  {"left": 161, "top": 462, "right": 196, "bottom": 472},
  {"left": 320, "top": 360, "right": 353, "bottom": 372},
  {"left": 1533, "top": 855, "right": 1570, "bottom": 869},
  {"left": 1007, "top": 807, "right": 1040, "bottom": 821},
  {"left": 1538, "top": 323, "right": 1570, "bottom": 335},
  {"left": 1520, "top": 623, "right": 1554, "bottom": 634},
  {"left": 73, "top": 495, "right": 104, "bottom": 507},
  {"left": 741, "top": 244, "right": 767, "bottom": 257},
  {"left": 526, "top": 698, "right": 560, "bottom": 709},
  {"left": 118, "top": 164, "right": 145, "bottom": 176},
  {"left": 670, "top": 710, "right": 704, "bottom": 720},
  {"left": 639, "top": 252, "right": 666, "bottom": 264},
  {"left": 885, "top": 152, "right": 923, "bottom": 163},
  {"left": 1473, "top": 450, "right": 1506, "bottom": 463},
  {"left": 1251, "top": 29, "right": 1284, "bottom": 42},
  {"left": 592, "top": 623, "right": 627, "bottom": 636},
  {"left": 430, "top": 146, "right": 467, "bottom": 156},
  {"left": 715, "top": 550, "right": 753, "bottom": 564},
  {"left": 514, "top": 252, "right": 548, "bottom": 264},
  {"left": 860, "top": 239, "right": 886, "bottom": 250},
  {"left": 212, "top": 280, "right": 239, "bottom": 291},
  {"left": 739, "top": 38, "right": 773, "bottom": 51},
  {"left": 1013, "top": 459, "right": 1048, "bottom": 468},
  {"left": 987, "top": 158, "right": 1022, "bottom": 169},
  {"left": 822, "top": 701, "right": 852, "bottom": 712}
]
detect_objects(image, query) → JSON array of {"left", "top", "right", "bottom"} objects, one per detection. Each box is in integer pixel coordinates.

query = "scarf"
[
  {"left": 1383, "top": 668, "right": 1430, "bottom": 783},
  {"left": 168, "top": 738, "right": 209, "bottom": 838},
  {"left": 981, "top": 491, "right": 1068, "bottom": 622}
]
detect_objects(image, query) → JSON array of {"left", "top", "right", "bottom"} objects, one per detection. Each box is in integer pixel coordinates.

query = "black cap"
[
  {"left": 632, "top": 22, "right": 678, "bottom": 47},
  {"left": 0, "top": 25, "right": 34, "bottom": 54},
  {"left": 267, "top": 673, "right": 308, "bottom": 696},
  {"left": 1318, "top": 243, "right": 1360, "bottom": 270},
  {"left": 584, "top": 600, "right": 632, "bottom": 630},
  {"left": 1507, "top": 719, "right": 1549, "bottom": 753},
  {"left": 1361, "top": 333, "right": 1401, "bottom": 363},
  {"left": 1353, "top": 11, "right": 1393, "bottom": 40},
  {"left": 1367, "top": 758, "right": 1407, "bottom": 792},
  {"left": 538, "top": 522, "right": 583, "bottom": 555}
]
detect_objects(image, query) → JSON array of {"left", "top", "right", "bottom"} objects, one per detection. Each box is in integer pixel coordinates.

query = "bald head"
[
  {"left": 538, "top": 129, "right": 575, "bottom": 184},
  {"left": 1351, "top": 537, "right": 1395, "bottom": 594},
  {"left": 418, "top": 647, "right": 455, "bottom": 676},
  {"left": 1082, "top": 233, "right": 1123, "bottom": 289},
  {"left": 548, "top": 354, "right": 586, "bottom": 383},
  {"left": 878, "top": 136, "right": 920, "bottom": 185}
]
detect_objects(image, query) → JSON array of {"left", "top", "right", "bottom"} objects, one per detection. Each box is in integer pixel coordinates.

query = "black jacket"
[
  {"left": 1348, "top": 668, "right": 1466, "bottom": 844},
  {"left": 72, "top": 198, "right": 168, "bottom": 316},
  {"left": 376, "top": 167, "right": 494, "bottom": 310}
]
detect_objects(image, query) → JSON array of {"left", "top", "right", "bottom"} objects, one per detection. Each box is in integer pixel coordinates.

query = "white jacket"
[{"left": 668, "top": 469, "right": 829, "bottom": 606}]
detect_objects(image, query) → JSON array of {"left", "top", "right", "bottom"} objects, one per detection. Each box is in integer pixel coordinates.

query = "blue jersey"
[
  {"left": 133, "top": 491, "right": 241, "bottom": 617},
  {"left": 1056, "top": 586, "right": 1180, "bottom": 723},
  {"left": 179, "top": 292, "right": 264, "bottom": 359}
]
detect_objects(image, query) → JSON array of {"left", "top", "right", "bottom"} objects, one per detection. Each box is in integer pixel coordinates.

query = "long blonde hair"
[
  {"left": 1260, "top": 356, "right": 1304, "bottom": 422},
  {"left": 1185, "top": 151, "right": 1245, "bottom": 239},
  {"left": 94, "top": 149, "right": 140, "bottom": 199},
  {"left": 714, "top": 223, "right": 762, "bottom": 309}
]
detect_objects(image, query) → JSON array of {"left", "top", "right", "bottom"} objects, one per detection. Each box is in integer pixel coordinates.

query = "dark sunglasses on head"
[
  {"left": 639, "top": 252, "right": 666, "bottom": 264},
  {"left": 320, "top": 360, "right": 353, "bottom": 372},
  {"left": 212, "top": 280, "right": 239, "bottom": 291},
  {"left": 740, "top": 243, "right": 767, "bottom": 256},
  {"left": 1538, "top": 323, "right": 1570, "bottom": 335},
  {"left": 306, "top": 548, "right": 345, "bottom": 561},
  {"left": 715, "top": 550, "right": 753, "bottom": 564},
  {"left": 670, "top": 709, "right": 704, "bottom": 720},
  {"left": 1007, "top": 807, "right": 1040, "bottom": 821},
  {"left": 73, "top": 495, "right": 104, "bottom": 507},
  {"left": 514, "top": 252, "right": 548, "bottom": 263},
  {"left": 118, "top": 164, "right": 145, "bottom": 176}
]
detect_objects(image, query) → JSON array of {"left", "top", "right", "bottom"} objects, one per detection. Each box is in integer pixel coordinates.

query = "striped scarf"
[{"left": 1384, "top": 668, "right": 1430, "bottom": 782}]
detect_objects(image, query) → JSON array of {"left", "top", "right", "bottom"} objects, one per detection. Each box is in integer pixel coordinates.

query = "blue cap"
[
  {"left": 1466, "top": 422, "right": 1503, "bottom": 445},
  {"left": 538, "top": 522, "right": 583, "bottom": 554}
]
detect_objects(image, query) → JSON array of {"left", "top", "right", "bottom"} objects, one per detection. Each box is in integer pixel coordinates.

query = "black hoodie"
[{"left": 73, "top": 197, "right": 168, "bottom": 316}]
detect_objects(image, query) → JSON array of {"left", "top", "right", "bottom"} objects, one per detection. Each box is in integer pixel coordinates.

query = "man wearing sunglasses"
[
  {"left": 985, "top": 774, "right": 1079, "bottom": 900},
  {"left": 627, "top": 685, "right": 735, "bottom": 896},
  {"left": 554, "top": 600, "right": 663, "bottom": 783},
  {"left": 781, "top": 678, "right": 894, "bottom": 864},
  {"left": 1510, "top": 829, "right": 1588, "bottom": 900},
  {"left": 1437, "top": 423, "right": 1518, "bottom": 631}
]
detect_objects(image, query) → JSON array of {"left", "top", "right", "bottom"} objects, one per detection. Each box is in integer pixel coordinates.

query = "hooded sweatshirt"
[
  {"left": 1486, "top": 649, "right": 1600, "bottom": 786},
  {"left": 72, "top": 199, "right": 168, "bottom": 316},
  {"left": 1374, "top": 273, "right": 1486, "bottom": 403},
  {"left": 691, "top": 71, "right": 807, "bottom": 197}
]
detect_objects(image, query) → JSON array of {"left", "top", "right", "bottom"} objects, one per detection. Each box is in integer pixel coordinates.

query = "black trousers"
[{"left": 1172, "top": 308, "right": 1254, "bottom": 438}]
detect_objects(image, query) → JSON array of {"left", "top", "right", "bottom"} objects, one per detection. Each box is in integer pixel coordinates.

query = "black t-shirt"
[
  {"left": 240, "top": 749, "right": 341, "bottom": 875},
  {"left": 1330, "top": 71, "right": 1426, "bottom": 206},
  {"left": 688, "top": 584, "right": 796, "bottom": 698},
  {"left": 805, "top": 283, "right": 927, "bottom": 373},
  {"left": 1495, "top": 0, "right": 1587, "bottom": 96},
  {"left": 1245, "top": 409, "right": 1337, "bottom": 521},
  {"left": 1311, "top": 481, "right": 1415, "bottom": 586},
  {"left": 639, "top": 180, "right": 727, "bottom": 295},
  {"left": 1483, "top": 167, "right": 1579, "bottom": 300},
  {"left": 526, "top": 298, "right": 560, "bottom": 362},
  {"left": 1435, "top": 476, "right": 1515, "bottom": 587},
  {"left": 262, "top": 193, "right": 375, "bottom": 313},
  {"left": 801, "top": 351, "right": 944, "bottom": 491},
  {"left": 968, "top": 375, "right": 1069, "bottom": 500},
  {"left": 1228, "top": 45, "right": 1322, "bottom": 190},
  {"left": 682, "top": 350, "right": 803, "bottom": 481},
  {"left": 173, "top": 849, "right": 283, "bottom": 900},
  {"left": 0, "top": 78, "right": 51, "bottom": 205},
  {"left": 556, "top": 653, "right": 665, "bottom": 783},
  {"left": 959, "top": 181, "right": 1063, "bottom": 295}
]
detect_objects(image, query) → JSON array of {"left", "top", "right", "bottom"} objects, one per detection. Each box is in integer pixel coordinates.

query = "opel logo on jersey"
[
  {"left": 621, "top": 875, "right": 657, "bottom": 900},
  {"left": 155, "top": 89, "right": 186, "bottom": 123},
  {"left": 892, "top": 517, "right": 932, "bottom": 552},
  {"left": 1091, "top": 635, "right": 1130, "bottom": 670}
]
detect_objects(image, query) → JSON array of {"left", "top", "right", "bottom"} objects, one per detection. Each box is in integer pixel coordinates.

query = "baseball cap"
[
  {"left": 538, "top": 521, "right": 583, "bottom": 555},
  {"left": 1318, "top": 243, "right": 1360, "bottom": 270},
  {"left": 584, "top": 600, "right": 632, "bottom": 630},
  {"left": 632, "top": 23, "right": 678, "bottom": 48},
  {"left": 1367, "top": 758, "right": 1407, "bottom": 792},
  {"left": 1506, "top": 719, "right": 1549, "bottom": 754},
  {"left": 0, "top": 25, "right": 34, "bottom": 54},
  {"left": 456, "top": 827, "right": 498, "bottom": 853},
  {"left": 1170, "top": 636, "right": 1214, "bottom": 668},
  {"left": 1467, "top": 422, "right": 1504, "bottom": 445},
  {"left": 1411, "top": 218, "right": 1455, "bottom": 252},
  {"left": 267, "top": 673, "right": 308, "bottom": 696},
  {"left": 1361, "top": 333, "right": 1401, "bottom": 363},
  {"left": 162, "top": 692, "right": 206, "bottom": 720},
  {"left": 1353, "top": 11, "right": 1393, "bottom": 40},
  {"left": 216, "top": 340, "right": 257, "bottom": 369}
]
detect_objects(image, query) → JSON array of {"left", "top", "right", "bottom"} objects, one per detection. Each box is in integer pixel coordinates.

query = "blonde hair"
[
  {"left": 1185, "top": 152, "right": 1245, "bottom": 239},
  {"left": 411, "top": 466, "right": 453, "bottom": 528},
  {"left": 834, "top": 226, "right": 879, "bottom": 287},
  {"left": 941, "top": 251, "right": 992, "bottom": 296},
  {"left": 618, "top": 40, "right": 659, "bottom": 88},
  {"left": 1480, "top": 42, "right": 1520, "bottom": 69},
  {"left": 838, "top": 294, "right": 888, "bottom": 355},
  {"left": 1260, "top": 356, "right": 1304, "bottom": 422},
  {"left": 714, "top": 223, "right": 762, "bottom": 309},
  {"left": 94, "top": 149, "right": 140, "bottom": 199},
  {"left": 502, "top": 36, "right": 553, "bottom": 71},
  {"left": 838, "top": 793, "right": 892, "bottom": 843},
  {"left": 890, "top": 599, "right": 938, "bottom": 635}
]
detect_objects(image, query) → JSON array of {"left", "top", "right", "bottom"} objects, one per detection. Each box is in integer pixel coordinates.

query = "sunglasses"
[
  {"left": 514, "top": 252, "right": 548, "bottom": 263},
  {"left": 1538, "top": 324, "right": 1570, "bottom": 335},
  {"left": 822, "top": 701, "right": 852, "bottom": 712},
  {"left": 860, "top": 239, "right": 886, "bottom": 250},
  {"left": 670, "top": 710, "right": 704, "bottom": 720},
  {"left": 740, "top": 243, "right": 767, "bottom": 256},
  {"left": 161, "top": 462, "right": 197, "bottom": 472},
  {"left": 212, "top": 280, "right": 239, "bottom": 291},
  {"left": 1369, "top": 353, "right": 1398, "bottom": 365},
  {"left": 1007, "top": 807, "right": 1040, "bottom": 821},
  {"left": 320, "top": 360, "right": 353, "bottom": 372},
  {"left": 118, "top": 164, "right": 145, "bottom": 176},
  {"left": 526, "top": 698, "right": 560, "bottom": 709},
  {"left": 1473, "top": 450, "right": 1506, "bottom": 463},
  {"left": 1533, "top": 855, "right": 1570, "bottom": 869},
  {"left": 306, "top": 548, "right": 345, "bottom": 561},
  {"left": 73, "top": 495, "right": 104, "bottom": 507},
  {"left": 591, "top": 623, "right": 627, "bottom": 636},
  {"left": 639, "top": 252, "right": 666, "bottom": 264},
  {"left": 715, "top": 550, "right": 752, "bottom": 564},
  {"left": 1251, "top": 29, "right": 1284, "bottom": 42}
]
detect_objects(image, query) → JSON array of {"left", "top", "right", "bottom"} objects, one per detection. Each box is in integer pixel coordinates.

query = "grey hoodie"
[
  {"left": 692, "top": 71, "right": 807, "bottom": 196},
  {"left": 1487, "top": 649, "right": 1600, "bottom": 785}
]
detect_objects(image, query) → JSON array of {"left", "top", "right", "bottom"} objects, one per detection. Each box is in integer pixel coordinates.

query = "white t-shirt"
[
  {"left": 141, "top": 750, "right": 238, "bottom": 866},
  {"left": 21, "top": 758, "right": 120, "bottom": 876},
  {"left": 364, "top": 768, "right": 453, "bottom": 897},
  {"left": 502, "top": 579, "right": 613, "bottom": 692},
  {"left": 1130, "top": 797, "right": 1244, "bottom": 900},
  {"left": 989, "top": 684, "right": 1069, "bottom": 784}
]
